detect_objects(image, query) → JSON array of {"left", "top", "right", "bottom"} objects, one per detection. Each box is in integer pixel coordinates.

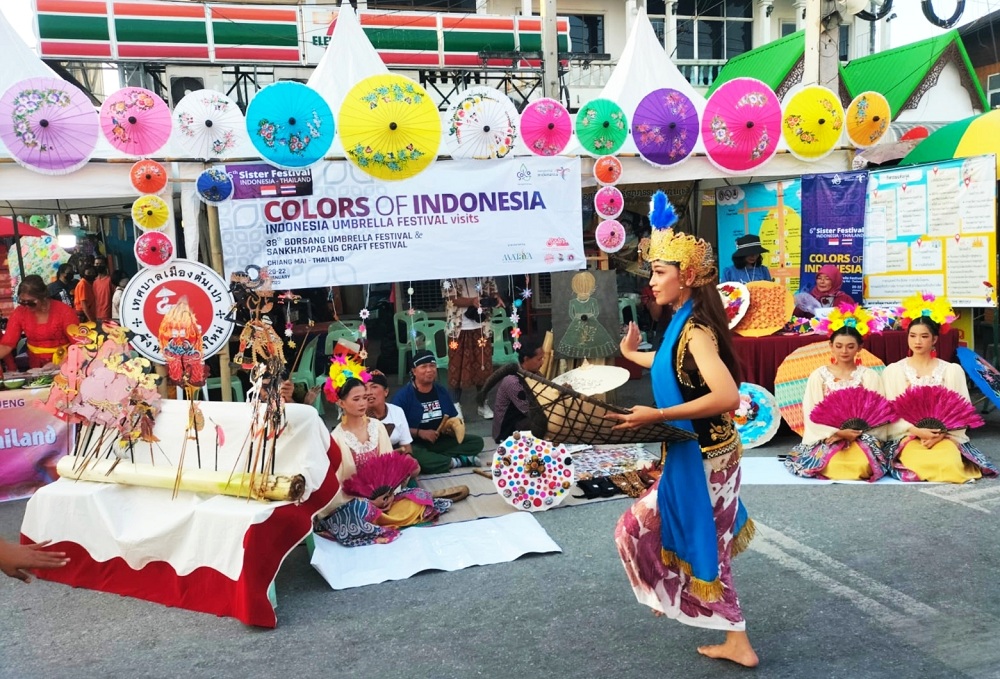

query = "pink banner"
[{"left": 0, "top": 388, "right": 71, "bottom": 502}]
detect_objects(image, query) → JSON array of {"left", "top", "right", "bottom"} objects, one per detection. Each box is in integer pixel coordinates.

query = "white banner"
[{"left": 217, "top": 158, "right": 584, "bottom": 288}]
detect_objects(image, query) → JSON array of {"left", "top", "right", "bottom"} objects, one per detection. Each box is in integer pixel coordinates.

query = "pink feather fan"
[
  {"left": 809, "top": 386, "right": 895, "bottom": 431},
  {"left": 891, "top": 385, "right": 984, "bottom": 432},
  {"left": 343, "top": 451, "right": 419, "bottom": 500}
]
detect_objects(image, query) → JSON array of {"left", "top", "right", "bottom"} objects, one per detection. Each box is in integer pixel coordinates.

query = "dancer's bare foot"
[
  {"left": 650, "top": 608, "right": 664, "bottom": 617},
  {"left": 697, "top": 631, "right": 759, "bottom": 668}
]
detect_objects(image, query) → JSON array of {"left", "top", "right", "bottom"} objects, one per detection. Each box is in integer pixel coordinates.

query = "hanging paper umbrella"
[
  {"left": 733, "top": 383, "right": 781, "bottom": 449},
  {"left": 901, "top": 109, "right": 1000, "bottom": 174},
  {"left": 173, "top": 89, "right": 245, "bottom": 159},
  {"left": 631, "top": 88, "right": 699, "bottom": 167},
  {"left": 519, "top": 97, "right": 571, "bottom": 157},
  {"left": 196, "top": 168, "right": 234, "bottom": 205},
  {"left": 338, "top": 74, "right": 441, "bottom": 181},
  {"left": 134, "top": 231, "right": 174, "bottom": 268},
  {"left": 701, "top": 78, "right": 781, "bottom": 173},
  {"left": 444, "top": 86, "right": 518, "bottom": 160},
  {"left": 0, "top": 76, "right": 99, "bottom": 175},
  {"left": 246, "top": 81, "right": 334, "bottom": 169},
  {"left": 845, "top": 91, "right": 890, "bottom": 149},
  {"left": 781, "top": 86, "right": 845, "bottom": 162},
  {"left": 593, "top": 156, "right": 622, "bottom": 185},
  {"left": 594, "top": 186, "right": 624, "bottom": 220},
  {"left": 575, "top": 98, "right": 628, "bottom": 157},
  {"left": 130, "top": 159, "right": 169, "bottom": 195},
  {"left": 491, "top": 433, "right": 575, "bottom": 512},
  {"left": 595, "top": 219, "right": 626, "bottom": 254},
  {"left": 99, "top": 87, "right": 172, "bottom": 156},
  {"left": 131, "top": 195, "right": 170, "bottom": 231}
]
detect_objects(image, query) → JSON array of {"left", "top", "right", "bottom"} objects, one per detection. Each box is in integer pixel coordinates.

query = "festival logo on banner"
[
  {"left": 228, "top": 163, "right": 313, "bottom": 200},
  {"left": 119, "top": 260, "right": 234, "bottom": 363},
  {"left": 0, "top": 390, "right": 68, "bottom": 502},
  {"left": 801, "top": 171, "right": 867, "bottom": 301}
]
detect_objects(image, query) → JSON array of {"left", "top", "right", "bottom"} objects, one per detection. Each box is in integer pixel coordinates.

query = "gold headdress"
[{"left": 639, "top": 191, "right": 716, "bottom": 287}]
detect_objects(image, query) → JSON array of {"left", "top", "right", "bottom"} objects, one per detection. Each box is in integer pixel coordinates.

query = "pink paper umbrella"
[
  {"left": 134, "top": 231, "right": 174, "bottom": 268},
  {"left": 520, "top": 97, "right": 572, "bottom": 156},
  {"left": 100, "top": 87, "right": 172, "bottom": 156},
  {"left": 701, "top": 78, "right": 781, "bottom": 173},
  {"left": 0, "top": 76, "right": 99, "bottom": 175},
  {"left": 595, "top": 219, "right": 626, "bottom": 254},
  {"left": 594, "top": 186, "right": 624, "bottom": 220}
]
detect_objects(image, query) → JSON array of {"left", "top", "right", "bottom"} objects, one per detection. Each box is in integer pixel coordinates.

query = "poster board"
[
  {"left": 863, "top": 155, "right": 997, "bottom": 307},
  {"left": 716, "top": 180, "right": 802, "bottom": 291},
  {"left": 0, "top": 387, "right": 70, "bottom": 502},
  {"left": 550, "top": 270, "right": 619, "bottom": 359},
  {"left": 800, "top": 171, "right": 867, "bottom": 302}
]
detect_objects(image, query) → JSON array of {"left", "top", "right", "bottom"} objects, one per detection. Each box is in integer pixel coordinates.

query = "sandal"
[
  {"left": 595, "top": 477, "right": 623, "bottom": 498},
  {"left": 432, "top": 485, "right": 470, "bottom": 502},
  {"left": 572, "top": 479, "right": 603, "bottom": 500}
]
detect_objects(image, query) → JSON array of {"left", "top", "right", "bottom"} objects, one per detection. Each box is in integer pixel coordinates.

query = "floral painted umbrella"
[
  {"left": 0, "top": 76, "right": 99, "bottom": 175},
  {"left": 131, "top": 195, "right": 170, "bottom": 231},
  {"left": 595, "top": 219, "right": 626, "bottom": 254},
  {"left": 631, "top": 88, "right": 699, "bottom": 167},
  {"left": 99, "top": 87, "right": 172, "bottom": 156},
  {"left": 134, "top": 231, "right": 174, "bottom": 268},
  {"left": 575, "top": 98, "right": 628, "bottom": 157},
  {"left": 845, "top": 91, "right": 891, "bottom": 149},
  {"left": 781, "top": 86, "right": 844, "bottom": 162},
  {"left": 130, "top": 159, "right": 169, "bottom": 194},
  {"left": 338, "top": 74, "right": 441, "bottom": 181},
  {"left": 701, "top": 78, "right": 781, "bottom": 173},
  {"left": 594, "top": 186, "right": 624, "bottom": 220},
  {"left": 246, "top": 81, "right": 334, "bottom": 169},
  {"left": 173, "top": 89, "right": 244, "bottom": 159},
  {"left": 196, "top": 168, "right": 234, "bottom": 205},
  {"left": 520, "top": 97, "right": 572, "bottom": 157},
  {"left": 445, "top": 86, "right": 519, "bottom": 159},
  {"left": 593, "top": 156, "right": 622, "bottom": 185}
]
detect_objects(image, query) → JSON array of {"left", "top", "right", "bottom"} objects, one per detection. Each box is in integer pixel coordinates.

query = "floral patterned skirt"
[
  {"left": 784, "top": 433, "right": 888, "bottom": 482},
  {"left": 614, "top": 459, "right": 748, "bottom": 631}
]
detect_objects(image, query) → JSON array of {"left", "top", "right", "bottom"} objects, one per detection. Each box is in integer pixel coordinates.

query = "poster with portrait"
[
  {"left": 800, "top": 171, "right": 868, "bottom": 302},
  {"left": 551, "top": 270, "right": 619, "bottom": 359}
]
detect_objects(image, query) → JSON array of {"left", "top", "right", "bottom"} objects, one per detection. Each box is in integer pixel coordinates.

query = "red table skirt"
[{"left": 734, "top": 330, "right": 959, "bottom": 394}]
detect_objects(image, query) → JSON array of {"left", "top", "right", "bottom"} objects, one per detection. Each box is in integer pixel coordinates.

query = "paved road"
[{"left": 3, "top": 382, "right": 1000, "bottom": 678}]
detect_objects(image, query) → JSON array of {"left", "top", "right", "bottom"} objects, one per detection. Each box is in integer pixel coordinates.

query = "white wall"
[{"left": 896, "top": 59, "right": 983, "bottom": 122}]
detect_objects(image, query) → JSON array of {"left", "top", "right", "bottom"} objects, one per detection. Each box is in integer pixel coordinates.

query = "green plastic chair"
[
  {"left": 201, "top": 376, "right": 245, "bottom": 402},
  {"left": 286, "top": 336, "right": 325, "bottom": 414},
  {"left": 325, "top": 326, "right": 360, "bottom": 355},
  {"left": 411, "top": 319, "right": 449, "bottom": 371},
  {"left": 490, "top": 317, "right": 518, "bottom": 366},
  {"left": 394, "top": 309, "right": 428, "bottom": 383}
]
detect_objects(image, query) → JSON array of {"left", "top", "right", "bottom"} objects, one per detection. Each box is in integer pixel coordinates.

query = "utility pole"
[
  {"left": 540, "top": 0, "right": 559, "bottom": 100},
  {"left": 804, "top": 0, "right": 846, "bottom": 90}
]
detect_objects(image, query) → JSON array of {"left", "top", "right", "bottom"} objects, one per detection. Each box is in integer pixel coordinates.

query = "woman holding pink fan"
[{"left": 882, "top": 294, "right": 998, "bottom": 483}]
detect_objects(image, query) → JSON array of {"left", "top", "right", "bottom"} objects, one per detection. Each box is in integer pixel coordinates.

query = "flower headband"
[
  {"left": 899, "top": 292, "right": 955, "bottom": 333},
  {"left": 810, "top": 302, "right": 885, "bottom": 337},
  {"left": 323, "top": 353, "right": 371, "bottom": 403}
]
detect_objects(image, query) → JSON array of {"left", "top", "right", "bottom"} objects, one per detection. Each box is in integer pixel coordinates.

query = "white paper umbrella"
[
  {"left": 173, "top": 89, "right": 245, "bottom": 159},
  {"left": 492, "top": 433, "right": 575, "bottom": 511},
  {"left": 444, "top": 86, "right": 519, "bottom": 160}
]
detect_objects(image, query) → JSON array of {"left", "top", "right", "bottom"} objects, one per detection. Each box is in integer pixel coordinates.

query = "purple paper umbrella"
[{"left": 631, "top": 88, "right": 699, "bottom": 167}]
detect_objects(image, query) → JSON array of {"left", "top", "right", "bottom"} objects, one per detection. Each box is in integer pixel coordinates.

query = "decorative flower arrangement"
[
  {"left": 718, "top": 283, "right": 745, "bottom": 323},
  {"left": 899, "top": 292, "right": 956, "bottom": 332},
  {"left": 810, "top": 303, "right": 884, "bottom": 336},
  {"left": 324, "top": 354, "right": 371, "bottom": 403},
  {"left": 732, "top": 392, "right": 759, "bottom": 426}
]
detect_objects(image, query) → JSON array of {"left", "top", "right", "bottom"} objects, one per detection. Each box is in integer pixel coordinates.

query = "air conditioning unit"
[
  {"left": 988, "top": 73, "right": 1000, "bottom": 109},
  {"left": 165, "top": 66, "right": 224, "bottom": 107}
]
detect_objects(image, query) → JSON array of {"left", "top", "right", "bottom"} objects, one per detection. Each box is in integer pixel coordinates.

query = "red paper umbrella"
[
  {"left": 130, "top": 159, "right": 169, "bottom": 194},
  {"left": 701, "top": 78, "right": 781, "bottom": 173},
  {"left": 520, "top": 97, "right": 572, "bottom": 157},
  {"left": 100, "top": 87, "right": 172, "bottom": 156},
  {"left": 134, "top": 231, "right": 174, "bottom": 268}
]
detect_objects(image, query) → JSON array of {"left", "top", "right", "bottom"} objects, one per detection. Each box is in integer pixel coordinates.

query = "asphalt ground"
[{"left": 3, "top": 374, "right": 1000, "bottom": 679}]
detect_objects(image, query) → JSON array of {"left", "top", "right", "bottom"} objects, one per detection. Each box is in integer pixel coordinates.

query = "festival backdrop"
[
  {"left": 863, "top": 155, "right": 997, "bottom": 307},
  {"left": 216, "top": 158, "right": 584, "bottom": 288},
  {"left": 716, "top": 180, "right": 802, "bottom": 291},
  {"left": 800, "top": 171, "right": 868, "bottom": 302}
]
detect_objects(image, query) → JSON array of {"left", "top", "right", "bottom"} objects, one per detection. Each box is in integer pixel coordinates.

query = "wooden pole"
[{"left": 206, "top": 205, "right": 233, "bottom": 402}]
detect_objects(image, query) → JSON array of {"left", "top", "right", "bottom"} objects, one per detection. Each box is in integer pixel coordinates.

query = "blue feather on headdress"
[{"left": 649, "top": 190, "right": 678, "bottom": 231}]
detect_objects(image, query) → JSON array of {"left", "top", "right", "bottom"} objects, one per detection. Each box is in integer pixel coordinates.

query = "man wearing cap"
[
  {"left": 721, "top": 234, "right": 773, "bottom": 285},
  {"left": 392, "top": 349, "right": 486, "bottom": 474}
]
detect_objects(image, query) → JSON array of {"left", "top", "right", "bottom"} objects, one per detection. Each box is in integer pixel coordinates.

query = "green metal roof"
[
  {"left": 841, "top": 30, "right": 988, "bottom": 115},
  {"left": 706, "top": 30, "right": 805, "bottom": 96}
]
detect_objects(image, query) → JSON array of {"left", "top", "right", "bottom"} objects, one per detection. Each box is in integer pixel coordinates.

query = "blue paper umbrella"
[
  {"left": 957, "top": 347, "right": 1000, "bottom": 411},
  {"left": 734, "top": 382, "right": 781, "bottom": 449},
  {"left": 196, "top": 168, "right": 234, "bottom": 204},
  {"left": 246, "top": 82, "right": 334, "bottom": 169}
]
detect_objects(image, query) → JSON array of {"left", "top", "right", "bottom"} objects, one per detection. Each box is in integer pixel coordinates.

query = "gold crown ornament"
[{"left": 639, "top": 191, "right": 717, "bottom": 288}]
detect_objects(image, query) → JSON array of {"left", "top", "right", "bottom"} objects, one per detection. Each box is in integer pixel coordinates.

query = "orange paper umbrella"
[
  {"left": 593, "top": 156, "right": 622, "bottom": 185},
  {"left": 733, "top": 281, "right": 795, "bottom": 337},
  {"left": 846, "top": 91, "right": 891, "bottom": 149},
  {"left": 130, "top": 159, "right": 168, "bottom": 194}
]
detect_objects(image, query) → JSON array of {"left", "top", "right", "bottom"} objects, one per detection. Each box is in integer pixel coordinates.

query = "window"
[
  {"left": 839, "top": 24, "right": 850, "bottom": 61},
  {"left": 367, "top": 0, "right": 476, "bottom": 11},
  {"left": 987, "top": 73, "right": 1000, "bottom": 109},
  {"left": 568, "top": 14, "right": 604, "bottom": 54},
  {"left": 675, "top": 0, "right": 753, "bottom": 61},
  {"left": 781, "top": 21, "right": 797, "bottom": 37}
]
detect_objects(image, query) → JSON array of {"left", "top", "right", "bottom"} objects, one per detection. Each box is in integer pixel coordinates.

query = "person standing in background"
[
  {"left": 47, "top": 264, "right": 76, "bottom": 307},
  {"left": 111, "top": 274, "right": 129, "bottom": 322},
  {"left": 93, "top": 261, "right": 113, "bottom": 322},
  {"left": 721, "top": 235, "right": 772, "bottom": 285},
  {"left": 74, "top": 267, "right": 97, "bottom": 323}
]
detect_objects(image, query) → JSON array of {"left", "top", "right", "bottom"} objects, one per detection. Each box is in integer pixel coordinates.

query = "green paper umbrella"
[
  {"left": 575, "top": 98, "right": 628, "bottom": 157},
  {"left": 901, "top": 110, "right": 1000, "bottom": 174}
]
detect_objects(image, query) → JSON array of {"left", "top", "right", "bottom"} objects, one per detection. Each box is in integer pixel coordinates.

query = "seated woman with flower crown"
[
  {"left": 784, "top": 308, "right": 890, "bottom": 481},
  {"left": 882, "top": 295, "right": 998, "bottom": 483}
]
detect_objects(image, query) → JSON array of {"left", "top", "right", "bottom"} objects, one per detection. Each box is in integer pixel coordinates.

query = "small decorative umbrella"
[
  {"left": 957, "top": 347, "right": 1000, "bottom": 411},
  {"left": 444, "top": 86, "right": 519, "bottom": 160},
  {"left": 631, "top": 88, "right": 699, "bottom": 167},
  {"left": 575, "top": 98, "right": 628, "bottom": 157},
  {"left": 595, "top": 219, "right": 626, "bottom": 254},
  {"left": 733, "top": 383, "right": 781, "bottom": 449},
  {"left": 733, "top": 281, "right": 795, "bottom": 337},
  {"left": 594, "top": 186, "right": 624, "bottom": 220},
  {"left": 701, "top": 78, "right": 781, "bottom": 173},
  {"left": 130, "top": 159, "right": 169, "bottom": 195},
  {"left": 0, "top": 76, "right": 99, "bottom": 175},
  {"left": 520, "top": 97, "right": 571, "bottom": 157},
  {"left": 131, "top": 195, "right": 170, "bottom": 231},
  {"left": 845, "top": 91, "right": 891, "bottom": 149},
  {"left": 134, "top": 231, "right": 174, "bottom": 268},
  {"left": 717, "top": 281, "right": 750, "bottom": 329},
  {"left": 781, "top": 86, "right": 845, "bottom": 162},
  {"left": 593, "top": 156, "right": 622, "bottom": 185},
  {"left": 246, "top": 81, "right": 334, "bottom": 169},
  {"left": 173, "top": 89, "right": 245, "bottom": 159},
  {"left": 901, "top": 109, "right": 1000, "bottom": 174},
  {"left": 491, "top": 433, "right": 575, "bottom": 512},
  {"left": 99, "top": 87, "right": 172, "bottom": 156},
  {"left": 338, "top": 74, "right": 441, "bottom": 181},
  {"left": 196, "top": 168, "right": 234, "bottom": 205}
]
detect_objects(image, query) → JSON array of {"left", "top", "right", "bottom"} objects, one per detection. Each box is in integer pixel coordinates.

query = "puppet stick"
[{"left": 288, "top": 330, "right": 312, "bottom": 376}]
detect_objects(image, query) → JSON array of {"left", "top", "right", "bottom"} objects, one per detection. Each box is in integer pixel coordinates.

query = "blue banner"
[{"left": 800, "top": 171, "right": 867, "bottom": 302}]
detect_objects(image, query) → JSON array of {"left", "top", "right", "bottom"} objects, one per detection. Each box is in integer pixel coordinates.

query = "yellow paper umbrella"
[
  {"left": 780, "top": 86, "right": 844, "bottom": 161},
  {"left": 338, "top": 75, "right": 441, "bottom": 181},
  {"left": 846, "top": 91, "right": 891, "bottom": 149},
  {"left": 131, "top": 195, "right": 170, "bottom": 231}
]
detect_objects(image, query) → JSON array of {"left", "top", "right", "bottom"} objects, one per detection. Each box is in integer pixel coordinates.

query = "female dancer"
[{"left": 608, "top": 192, "right": 757, "bottom": 667}]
